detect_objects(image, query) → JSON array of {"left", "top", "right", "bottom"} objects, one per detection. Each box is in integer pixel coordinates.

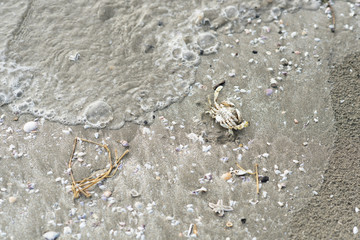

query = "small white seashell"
[
  {"left": 355, "top": 207, "right": 359, "bottom": 213},
  {"left": 202, "top": 145, "right": 211, "bottom": 152},
  {"left": 270, "top": 78, "right": 278, "bottom": 88},
  {"left": 231, "top": 169, "right": 248, "bottom": 176},
  {"left": 69, "top": 51, "right": 80, "bottom": 61},
  {"left": 278, "top": 202, "right": 284, "bottom": 207},
  {"left": 63, "top": 226, "right": 72, "bottom": 235},
  {"left": 130, "top": 189, "right": 140, "bottom": 198},
  {"left": 278, "top": 183, "right": 286, "bottom": 190},
  {"left": 102, "top": 190, "right": 112, "bottom": 198},
  {"left": 354, "top": 226, "right": 359, "bottom": 235},
  {"left": 8, "top": 196, "right": 17, "bottom": 203},
  {"left": 43, "top": 231, "right": 60, "bottom": 240},
  {"left": 23, "top": 121, "right": 38, "bottom": 132}
]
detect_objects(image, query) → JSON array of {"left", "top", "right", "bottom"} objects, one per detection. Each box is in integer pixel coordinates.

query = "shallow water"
[{"left": 0, "top": 0, "right": 321, "bottom": 129}]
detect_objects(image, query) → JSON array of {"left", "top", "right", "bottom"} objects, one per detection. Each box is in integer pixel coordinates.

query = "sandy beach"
[{"left": 0, "top": 1, "right": 359, "bottom": 239}]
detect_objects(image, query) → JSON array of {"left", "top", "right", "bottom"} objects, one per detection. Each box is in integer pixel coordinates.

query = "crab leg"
[{"left": 213, "top": 86, "right": 223, "bottom": 109}]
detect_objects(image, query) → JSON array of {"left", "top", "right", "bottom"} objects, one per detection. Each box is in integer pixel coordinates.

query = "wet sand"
[{"left": 0, "top": 1, "right": 360, "bottom": 240}]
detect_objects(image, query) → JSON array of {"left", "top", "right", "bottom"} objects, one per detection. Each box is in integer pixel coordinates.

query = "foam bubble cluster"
[{"left": 2, "top": 0, "right": 321, "bottom": 128}]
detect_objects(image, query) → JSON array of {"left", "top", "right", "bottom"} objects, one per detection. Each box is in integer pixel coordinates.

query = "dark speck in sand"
[
  {"left": 252, "top": 50, "right": 258, "bottom": 54},
  {"left": 259, "top": 176, "right": 270, "bottom": 183},
  {"left": 241, "top": 218, "right": 247, "bottom": 224}
]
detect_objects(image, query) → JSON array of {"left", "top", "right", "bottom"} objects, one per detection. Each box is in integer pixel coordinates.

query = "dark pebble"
[
  {"left": 241, "top": 218, "right": 246, "bottom": 224},
  {"left": 259, "top": 176, "right": 269, "bottom": 183}
]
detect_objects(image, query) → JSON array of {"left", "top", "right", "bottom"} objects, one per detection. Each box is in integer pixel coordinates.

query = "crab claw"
[{"left": 236, "top": 121, "right": 249, "bottom": 130}]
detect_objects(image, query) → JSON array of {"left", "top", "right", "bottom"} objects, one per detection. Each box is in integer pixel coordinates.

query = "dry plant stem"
[
  {"left": 68, "top": 137, "right": 129, "bottom": 199},
  {"left": 255, "top": 164, "right": 259, "bottom": 194},
  {"left": 236, "top": 163, "right": 260, "bottom": 194},
  {"left": 236, "top": 163, "right": 255, "bottom": 175}
]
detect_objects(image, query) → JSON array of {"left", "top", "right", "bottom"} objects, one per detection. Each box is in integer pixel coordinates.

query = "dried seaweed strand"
[
  {"left": 236, "top": 163, "right": 255, "bottom": 175},
  {"left": 236, "top": 163, "right": 260, "bottom": 194},
  {"left": 255, "top": 164, "right": 259, "bottom": 194},
  {"left": 68, "top": 137, "right": 129, "bottom": 199}
]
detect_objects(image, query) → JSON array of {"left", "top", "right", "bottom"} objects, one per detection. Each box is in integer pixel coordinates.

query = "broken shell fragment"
[
  {"left": 221, "top": 172, "right": 232, "bottom": 181},
  {"left": 8, "top": 196, "right": 17, "bottom": 203},
  {"left": 226, "top": 221, "right": 233, "bottom": 228},
  {"left": 102, "top": 190, "right": 112, "bottom": 198},
  {"left": 130, "top": 189, "right": 140, "bottom": 198},
  {"left": 43, "top": 231, "right": 60, "bottom": 240},
  {"left": 231, "top": 169, "right": 248, "bottom": 176},
  {"left": 119, "top": 140, "right": 129, "bottom": 147},
  {"left": 23, "top": 121, "right": 38, "bottom": 132},
  {"left": 265, "top": 88, "right": 273, "bottom": 96},
  {"left": 191, "top": 187, "right": 207, "bottom": 195},
  {"left": 270, "top": 78, "right": 278, "bottom": 88}
]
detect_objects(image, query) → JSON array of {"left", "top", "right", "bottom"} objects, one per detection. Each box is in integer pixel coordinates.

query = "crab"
[{"left": 206, "top": 85, "right": 249, "bottom": 135}]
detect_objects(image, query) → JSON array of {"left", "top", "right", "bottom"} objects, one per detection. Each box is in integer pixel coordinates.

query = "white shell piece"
[{"left": 23, "top": 121, "right": 38, "bottom": 132}]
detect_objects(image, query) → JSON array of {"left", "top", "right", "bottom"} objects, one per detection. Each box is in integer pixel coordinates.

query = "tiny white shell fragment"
[
  {"left": 231, "top": 169, "right": 248, "bottom": 176},
  {"left": 102, "top": 190, "right": 112, "bottom": 198},
  {"left": 278, "top": 183, "right": 286, "bottom": 190},
  {"left": 278, "top": 202, "right": 284, "bottom": 207},
  {"left": 355, "top": 207, "right": 359, "bottom": 213},
  {"left": 202, "top": 145, "right": 211, "bottom": 152},
  {"left": 43, "top": 231, "right": 60, "bottom": 240},
  {"left": 69, "top": 51, "right": 80, "bottom": 61},
  {"left": 8, "top": 196, "right": 17, "bottom": 203},
  {"left": 130, "top": 189, "right": 140, "bottom": 198},
  {"left": 354, "top": 226, "right": 359, "bottom": 235},
  {"left": 23, "top": 121, "right": 38, "bottom": 132},
  {"left": 63, "top": 226, "right": 72, "bottom": 235}
]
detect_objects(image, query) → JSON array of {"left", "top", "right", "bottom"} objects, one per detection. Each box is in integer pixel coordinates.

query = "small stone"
[
  {"left": 303, "top": 142, "right": 308, "bottom": 146},
  {"left": 8, "top": 196, "right": 17, "bottom": 203},
  {"left": 278, "top": 202, "right": 284, "bottom": 207},
  {"left": 23, "top": 121, "right": 38, "bottom": 133},
  {"left": 354, "top": 226, "right": 359, "bottom": 235},
  {"left": 43, "top": 231, "right": 60, "bottom": 240},
  {"left": 294, "top": 119, "right": 299, "bottom": 124},
  {"left": 259, "top": 176, "right": 269, "bottom": 183},
  {"left": 241, "top": 218, "right": 246, "bottom": 224}
]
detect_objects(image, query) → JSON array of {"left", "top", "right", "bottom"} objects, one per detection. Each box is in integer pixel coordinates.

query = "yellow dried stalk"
[
  {"left": 236, "top": 163, "right": 260, "bottom": 195},
  {"left": 68, "top": 137, "right": 129, "bottom": 199}
]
